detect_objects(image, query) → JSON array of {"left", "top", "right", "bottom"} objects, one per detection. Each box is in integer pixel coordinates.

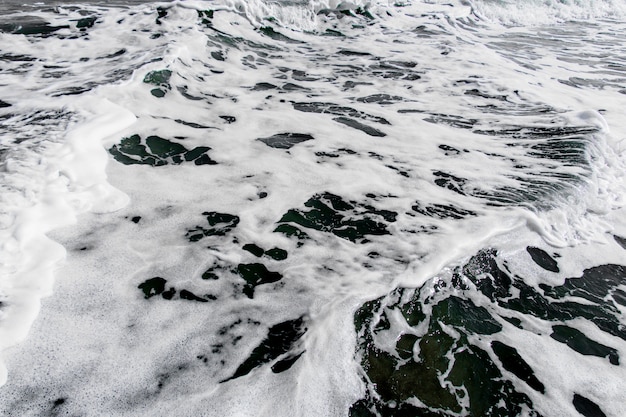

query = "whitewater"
[{"left": 1, "top": 0, "right": 626, "bottom": 416}]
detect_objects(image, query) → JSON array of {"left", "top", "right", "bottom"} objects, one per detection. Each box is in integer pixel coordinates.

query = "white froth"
[
  {"left": 1, "top": 0, "right": 626, "bottom": 415},
  {"left": 470, "top": 0, "right": 626, "bottom": 25}
]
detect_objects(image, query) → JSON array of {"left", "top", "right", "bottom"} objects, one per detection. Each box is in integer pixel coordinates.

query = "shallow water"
[{"left": 0, "top": 0, "right": 625, "bottom": 416}]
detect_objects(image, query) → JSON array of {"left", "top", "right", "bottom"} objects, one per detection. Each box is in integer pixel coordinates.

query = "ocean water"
[{"left": 1, "top": 0, "right": 626, "bottom": 416}]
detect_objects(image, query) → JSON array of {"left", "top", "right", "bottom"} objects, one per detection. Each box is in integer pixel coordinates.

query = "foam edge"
[{"left": 0, "top": 98, "right": 136, "bottom": 386}]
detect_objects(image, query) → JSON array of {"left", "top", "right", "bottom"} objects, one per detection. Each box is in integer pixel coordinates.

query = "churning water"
[{"left": 1, "top": 0, "right": 626, "bottom": 416}]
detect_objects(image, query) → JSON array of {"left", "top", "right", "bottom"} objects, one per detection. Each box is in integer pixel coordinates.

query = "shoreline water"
[{"left": 1, "top": 1, "right": 625, "bottom": 415}]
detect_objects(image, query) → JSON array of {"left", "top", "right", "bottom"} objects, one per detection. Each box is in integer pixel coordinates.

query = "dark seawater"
[{"left": 0, "top": 1, "right": 625, "bottom": 416}]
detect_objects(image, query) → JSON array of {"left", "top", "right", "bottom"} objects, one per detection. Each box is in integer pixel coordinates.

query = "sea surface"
[{"left": 1, "top": 0, "right": 626, "bottom": 416}]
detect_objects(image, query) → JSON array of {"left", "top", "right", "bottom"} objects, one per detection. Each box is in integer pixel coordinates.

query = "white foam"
[
  {"left": 0, "top": 97, "right": 135, "bottom": 385},
  {"left": 470, "top": 0, "right": 626, "bottom": 25},
  {"left": 1, "top": 0, "right": 626, "bottom": 415}
]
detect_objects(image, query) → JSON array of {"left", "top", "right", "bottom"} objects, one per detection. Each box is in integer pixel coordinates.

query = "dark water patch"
[
  {"left": 385, "top": 164, "right": 409, "bottom": 177},
  {"left": 156, "top": 287, "right": 173, "bottom": 300},
  {"left": 252, "top": 82, "right": 278, "bottom": 91},
  {"left": 150, "top": 87, "right": 165, "bottom": 97},
  {"left": 526, "top": 246, "right": 560, "bottom": 272},
  {"left": 186, "top": 212, "right": 239, "bottom": 242},
  {"left": 143, "top": 69, "right": 171, "bottom": 86},
  {"left": 317, "top": 6, "right": 373, "bottom": 20},
  {"left": 433, "top": 171, "right": 467, "bottom": 195},
  {"left": 438, "top": 144, "right": 468, "bottom": 155},
  {"left": 491, "top": 341, "right": 545, "bottom": 393},
  {"left": 201, "top": 268, "right": 220, "bottom": 280},
  {"left": 109, "top": 134, "right": 216, "bottom": 166},
  {"left": 343, "top": 80, "right": 374, "bottom": 89},
  {"left": 138, "top": 277, "right": 167, "bottom": 299},
  {"left": 572, "top": 394, "right": 607, "bottom": 417},
  {"left": 176, "top": 85, "right": 204, "bottom": 101},
  {"left": 98, "top": 48, "right": 126, "bottom": 59},
  {"left": 208, "top": 29, "right": 280, "bottom": 54},
  {"left": 237, "top": 263, "right": 283, "bottom": 298},
  {"left": 412, "top": 201, "right": 476, "bottom": 220},
  {"left": 0, "top": 16, "right": 69, "bottom": 35},
  {"left": 0, "top": 53, "right": 36, "bottom": 62},
  {"left": 242, "top": 243, "right": 288, "bottom": 261},
  {"left": 271, "top": 351, "right": 304, "bottom": 373},
  {"left": 259, "top": 26, "right": 303, "bottom": 44},
  {"left": 385, "top": 60, "right": 418, "bottom": 69},
  {"left": 550, "top": 325, "right": 619, "bottom": 365},
  {"left": 413, "top": 25, "right": 445, "bottom": 38},
  {"left": 435, "top": 296, "right": 502, "bottom": 334},
  {"left": 0, "top": 100, "right": 12, "bottom": 108},
  {"left": 131, "top": 216, "right": 141, "bottom": 224},
  {"left": 503, "top": 316, "right": 523, "bottom": 328},
  {"left": 560, "top": 77, "right": 618, "bottom": 90},
  {"left": 353, "top": 284, "right": 538, "bottom": 416},
  {"left": 612, "top": 288, "right": 626, "bottom": 307},
  {"left": 138, "top": 278, "right": 215, "bottom": 303},
  {"left": 356, "top": 94, "right": 403, "bottom": 104},
  {"left": 174, "top": 119, "right": 214, "bottom": 129},
  {"left": 354, "top": 247, "right": 626, "bottom": 415},
  {"left": 368, "top": 62, "right": 421, "bottom": 81},
  {"left": 197, "top": 9, "right": 214, "bottom": 26},
  {"left": 475, "top": 180, "right": 573, "bottom": 209},
  {"left": 316, "top": 151, "right": 340, "bottom": 158},
  {"left": 282, "top": 82, "right": 309, "bottom": 91},
  {"left": 143, "top": 69, "right": 171, "bottom": 97},
  {"left": 542, "top": 264, "right": 626, "bottom": 313},
  {"left": 179, "top": 289, "right": 213, "bottom": 302},
  {"left": 274, "top": 224, "right": 309, "bottom": 245},
  {"left": 52, "top": 397, "right": 66, "bottom": 408},
  {"left": 276, "top": 192, "right": 396, "bottom": 243},
  {"left": 613, "top": 235, "right": 626, "bottom": 249},
  {"left": 211, "top": 50, "right": 225, "bottom": 61},
  {"left": 293, "top": 102, "right": 390, "bottom": 125},
  {"left": 220, "top": 115, "right": 236, "bottom": 123},
  {"left": 243, "top": 243, "right": 264, "bottom": 257},
  {"left": 478, "top": 103, "right": 555, "bottom": 116},
  {"left": 338, "top": 49, "right": 371, "bottom": 56},
  {"left": 464, "top": 88, "right": 508, "bottom": 101},
  {"left": 291, "top": 70, "right": 319, "bottom": 82},
  {"left": 463, "top": 251, "right": 626, "bottom": 341},
  {"left": 333, "top": 117, "right": 386, "bottom": 137},
  {"left": 323, "top": 28, "right": 345, "bottom": 37},
  {"left": 527, "top": 138, "right": 591, "bottom": 165},
  {"left": 155, "top": 6, "right": 169, "bottom": 24},
  {"left": 350, "top": 7, "right": 375, "bottom": 19},
  {"left": 258, "top": 133, "right": 314, "bottom": 149},
  {"left": 49, "top": 397, "right": 68, "bottom": 417},
  {"left": 74, "top": 16, "right": 97, "bottom": 29},
  {"left": 222, "top": 317, "right": 306, "bottom": 382},
  {"left": 265, "top": 247, "right": 288, "bottom": 261},
  {"left": 461, "top": 249, "right": 513, "bottom": 302},
  {"left": 474, "top": 125, "right": 596, "bottom": 145}
]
